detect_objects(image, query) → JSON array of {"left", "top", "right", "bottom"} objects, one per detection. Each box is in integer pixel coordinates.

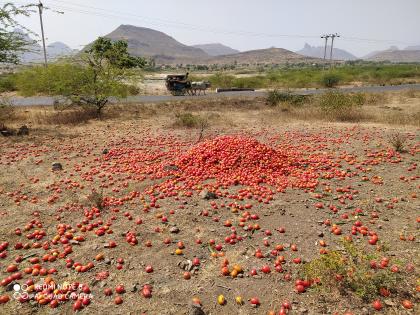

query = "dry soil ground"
[{"left": 0, "top": 94, "right": 419, "bottom": 315}]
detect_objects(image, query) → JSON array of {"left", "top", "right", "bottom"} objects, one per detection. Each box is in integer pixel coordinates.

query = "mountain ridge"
[
  {"left": 102, "top": 24, "right": 209, "bottom": 63},
  {"left": 192, "top": 43, "right": 239, "bottom": 56},
  {"left": 297, "top": 43, "right": 357, "bottom": 60}
]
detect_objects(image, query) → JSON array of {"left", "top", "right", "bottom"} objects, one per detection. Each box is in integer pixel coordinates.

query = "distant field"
[
  {"left": 190, "top": 64, "right": 420, "bottom": 90},
  {"left": 2, "top": 63, "right": 420, "bottom": 97}
]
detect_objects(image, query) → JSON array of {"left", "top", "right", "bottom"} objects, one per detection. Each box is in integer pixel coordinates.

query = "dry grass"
[
  {"left": 0, "top": 97, "right": 15, "bottom": 124},
  {"left": 2, "top": 91, "right": 419, "bottom": 132},
  {"left": 388, "top": 132, "right": 408, "bottom": 153},
  {"left": 266, "top": 90, "right": 419, "bottom": 126},
  {"left": 32, "top": 108, "right": 100, "bottom": 125}
]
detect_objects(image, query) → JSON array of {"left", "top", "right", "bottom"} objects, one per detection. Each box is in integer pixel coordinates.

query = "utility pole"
[
  {"left": 37, "top": 0, "right": 48, "bottom": 67},
  {"left": 321, "top": 34, "right": 330, "bottom": 60},
  {"left": 329, "top": 33, "right": 340, "bottom": 65}
]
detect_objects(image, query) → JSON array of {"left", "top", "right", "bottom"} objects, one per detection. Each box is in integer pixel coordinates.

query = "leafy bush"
[
  {"left": 173, "top": 112, "right": 208, "bottom": 129},
  {"left": 174, "top": 112, "right": 200, "bottom": 128},
  {"left": 319, "top": 92, "right": 362, "bottom": 111},
  {"left": 351, "top": 93, "right": 367, "bottom": 106},
  {"left": 318, "top": 92, "right": 367, "bottom": 122},
  {"left": 302, "top": 240, "right": 400, "bottom": 301},
  {"left": 15, "top": 37, "right": 146, "bottom": 117},
  {"left": 0, "top": 75, "right": 16, "bottom": 93},
  {"left": 267, "top": 90, "right": 308, "bottom": 107},
  {"left": 127, "top": 84, "right": 140, "bottom": 95},
  {"left": 207, "top": 73, "right": 236, "bottom": 89},
  {"left": 321, "top": 73, "right": 341, "bottom": 88}
]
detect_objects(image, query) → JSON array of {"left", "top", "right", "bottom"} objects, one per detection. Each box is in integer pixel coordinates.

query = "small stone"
[
  {"left": 0, "top": 126, "right": 14, "bottom": 137},
  {"left": 52, "top": 162, "right": 63, "bottom": 171},
  {"left": 384, "top": 299, "right": 395, "bottom": 306},
  {"left": 17, "top": 125, "right": 29, "bottom": 136},
  {"left": 102, "top": 149, "right": 109, "bottom": 154},
  {"left": 130, "top": 283, "right": 139, "bottom": 292},
  {"left": 169, "top": 226, "right": 180, "bottom": 234},
  {"left": 199, "top": 189, "right": 217, "bottom": 200},
  {"left": 189, "top": 303, "right": 205, "bottom": 315},
  {"left": 163, "top": 164, "right": 180, "bottom": 171},
  {"left": 5, "top": 282, "right": 16, "bottom": 291},
  {"left": 317, "top": 231, "right": 324, "bottom": 237}
]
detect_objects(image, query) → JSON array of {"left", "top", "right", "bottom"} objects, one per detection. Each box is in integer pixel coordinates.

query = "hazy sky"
[{"left": 12, "top": 0, "right": 420, "bottom": 57}]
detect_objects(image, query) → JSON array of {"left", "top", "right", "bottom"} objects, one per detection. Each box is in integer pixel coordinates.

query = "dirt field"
[{"left": 0, "top": 94, "right": 419, "bottom": 315}]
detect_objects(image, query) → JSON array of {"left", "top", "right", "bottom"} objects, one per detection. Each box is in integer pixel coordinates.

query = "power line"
[
  {"left": 37, "top": 0, "right": 48, "bottom": 67},
  {"left": 45, "top": 0, "right": 418, "bottom": 46},
  {"left": 330, "top": 33, "right": 340, "bottom": 63},
  {"left": 321, "top": 34, "right": 330, "bottom": 60},
  {"left": 4, "top": 0, "right": 418, "bottom": 47},
  {"left": 43, "top": 0, "right": 320, "bottom": 40}
]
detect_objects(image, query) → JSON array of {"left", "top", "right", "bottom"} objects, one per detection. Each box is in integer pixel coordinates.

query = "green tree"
[
  {"left": 16, "top": 37, "right": 146, "bottom": 116},
  {"left": 0, "top": 3, "right": 35, "bottom": 64}
]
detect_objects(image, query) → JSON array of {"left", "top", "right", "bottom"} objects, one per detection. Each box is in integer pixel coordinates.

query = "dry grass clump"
[
  {"left": 266, "top": 91, "right": 372, "bottom": 123},
  {"left": 302, "top": 240, "right": 401, "bottom": 302},
  {"left": 265, "top": 90, "right": 420, "bottom": 125},
  {"left": 403, "top": 89, "right": 420, "bottom": 98},
  {"left": 318, "top": 92, "right": 365, "bottom": 122},
  {"left": 266, "top": 90, "right": 308, "bottom": 107},
  {"left": 173, "top": 112, "right": 209, "bottom": 130},
  {"left": 32, "top": 107, "right": 99, "bottom": 125},
  {"left": 388, "top": 132, "right": 408, "bottom": 153},
  {"left": 0, "top": 97, "right": 15, "bottom": 124}
]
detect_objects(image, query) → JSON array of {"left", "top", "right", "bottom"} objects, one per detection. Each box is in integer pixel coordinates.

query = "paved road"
[{"left": 8, "top": 83, "right": 420, "bottom": 106}]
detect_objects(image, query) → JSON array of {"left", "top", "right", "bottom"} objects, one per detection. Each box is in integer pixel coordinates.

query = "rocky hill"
[
  {"left": 192, "top": 43, "right": 239, "bottom": 56},
  {"left": 297, "top": 43, "right": 357, "bottom": 60},
  {"left": 14, "top": 29, "right": 77, "bottom": 63},
  {"left": 206, "top": 47, "right": 321, "bottom": 65},
  {"left": 103, "top": 25, "right": 209, "bottom": 63},
  {"left": 366, "top": 49, "right": 420, "bottom": 62}
]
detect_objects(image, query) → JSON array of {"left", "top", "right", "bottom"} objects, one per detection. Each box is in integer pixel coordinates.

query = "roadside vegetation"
[
  {"left": 195, "top": 64, "right": 420, "bottom": 89},
  {"left": 0, "top": 3, "right": 36, "bottom": 64},
  {"left": 1, "top": 90, "right": 418, "bottom": 128},
  {"left": 13, "top": 38, "right": 145, "bottom": 117}
]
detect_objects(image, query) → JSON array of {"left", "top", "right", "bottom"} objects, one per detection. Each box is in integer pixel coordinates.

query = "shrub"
[
  {"left": 302, "top": 240, "right": 400, "bottom": 301},
  {"left": 0, "top": 75, "right": 16, "bottom": 93},
  {"left": 15, "top": 37, "right": 146, "bottom": 118},
  {"left": 388, "top": 132, "right": 408, "bottom": 153},
  {"left": 207, "top": 73, "right": 236, "bottom": 89},
  {"left": 173, "top": 112, "right": 208, "bottom": 130},
  {"left": 0, "top": 97, "right": 14, "bottom": 123},
  {"left": 174, "top": 112, "right": 200, "bottom": 128},
  {"left": 321, "top": 73, "right": 341, "bottom": 88},
  {"left": 319, "top": 92, "right": 366, "bottom": 110},
  {"left": 351, "top": 93, "right": 366, "bottom": 106},
  {"left": 267, "top": 90, "right": 308, "bottom": 107},
  {"left": 34, "top": 108, "right": 98, "bottom": 125},
  {"left": 318, "top": 92, "right": 367, "bottom": 122},
  {"left": 127, "top": 85, "right": 140, "bottom": 95}
]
